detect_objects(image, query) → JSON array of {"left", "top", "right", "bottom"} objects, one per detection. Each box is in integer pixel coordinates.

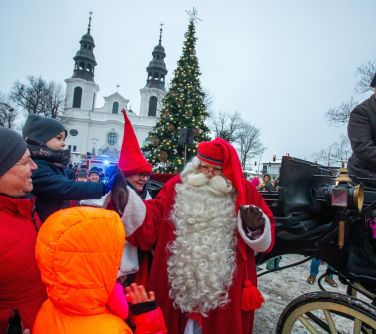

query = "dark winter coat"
[
  {"left": 0, "top": 194, "right": 47, "bottom": 333},
  {"left": 347, "top": 95, "right": 376, "bottom": 186},
  {"left": 31, "top": 159, "right": 105, "bottom": 221}
]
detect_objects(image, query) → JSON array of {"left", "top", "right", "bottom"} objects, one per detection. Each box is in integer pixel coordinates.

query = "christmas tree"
[{"left": 143, "top": 9, "right": 210, "bottom": 173}]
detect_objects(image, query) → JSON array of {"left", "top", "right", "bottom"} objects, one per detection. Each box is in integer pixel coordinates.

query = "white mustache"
[{"left": 185, "top": 173, "right": 233, "bottom": 195}]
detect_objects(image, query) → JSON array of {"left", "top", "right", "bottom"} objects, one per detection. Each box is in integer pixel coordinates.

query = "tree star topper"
[{"left": 185, "top": 7, "right": 202, "bottom": 23}]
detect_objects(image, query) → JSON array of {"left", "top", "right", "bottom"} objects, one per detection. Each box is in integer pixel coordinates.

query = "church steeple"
[
  {"left": 72, "top": 12, "right": 97, "bottom": 82},
  {"left": 145, "top": 24, "right": 167, "bottom": 90}
]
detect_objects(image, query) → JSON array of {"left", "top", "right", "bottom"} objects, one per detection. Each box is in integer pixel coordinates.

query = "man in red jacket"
[
  {"left": 111, "top": 138, "right": 275, "bottom": 334},
  {"left": 0, "top": 127, "right": 47, "bottom": 333}
]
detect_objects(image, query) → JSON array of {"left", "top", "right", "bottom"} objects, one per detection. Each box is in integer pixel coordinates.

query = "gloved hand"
[
  {"left": 239, "top": 205, "right": 265, "bottom": 231},
  {"left": 104, "top": 172, "right": 118, "bottom": 194},
  {"left": 111, "top": 168, "right": 129, "bottom": 215}
]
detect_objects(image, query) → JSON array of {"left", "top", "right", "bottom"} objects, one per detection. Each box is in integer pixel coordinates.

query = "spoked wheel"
[{"left": 276, "top": 291, "right": 376, "bottom": 334}]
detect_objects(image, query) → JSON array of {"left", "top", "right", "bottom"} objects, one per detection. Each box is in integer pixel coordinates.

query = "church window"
[
  {"left": 69, "top": 129, "right": 78, "bottom": 136},
  {"left": 73, "top": 145, "right": 77, "bottom": 151},
  {"left": 107, "top": 132, "right": 118, "bottom": 146},
  {"left": 86, "top": 64, "right": 91, "bottom": 72},
  {"left": 112, "top": 102, "right": 119, "bottom": 114},
  {"left": 73, "top": 87, "right": 82, "bottom": 108},
  {"left": 79, "top": 62, "right": 84, "bottom": 70},
  {"left": 148, "top": 96, "right": 157, "bottom": 116}
]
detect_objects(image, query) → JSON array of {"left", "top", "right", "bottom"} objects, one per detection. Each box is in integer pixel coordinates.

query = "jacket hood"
[{"left": 35, "top": 207, "right": 125, "bottom": 315}]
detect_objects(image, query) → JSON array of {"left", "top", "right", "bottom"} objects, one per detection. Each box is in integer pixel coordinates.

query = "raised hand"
[
  {"left": 239, "top": 205, "right": 265, "bottom": 231},
  {"left": 125, "top": 283, "right": 155, "bottom": 305}
]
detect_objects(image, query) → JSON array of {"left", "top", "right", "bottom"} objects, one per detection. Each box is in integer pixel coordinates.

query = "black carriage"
[{"left": 258, "top": 156, "right": 376, "bottom": 333}]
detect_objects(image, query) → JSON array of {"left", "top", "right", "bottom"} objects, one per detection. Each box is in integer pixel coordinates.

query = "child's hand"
[{"left": 125, "top": 283, "right": 155, "bottom": 304}]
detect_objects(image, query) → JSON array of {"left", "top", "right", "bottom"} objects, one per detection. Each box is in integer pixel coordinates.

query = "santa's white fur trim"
[
  {"left": 237, "top": 205, "right": 271, "bottom": 252},
  {"left": 117, "top": 242, "right": 139, "bottom": 278},
  {"left": 121, "top": 186, "right": 146, "bottom": 237}
]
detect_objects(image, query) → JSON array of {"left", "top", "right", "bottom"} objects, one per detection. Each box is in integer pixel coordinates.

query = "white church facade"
[{"left": 62, "top": 16, "right": 168, "bottom": 163}]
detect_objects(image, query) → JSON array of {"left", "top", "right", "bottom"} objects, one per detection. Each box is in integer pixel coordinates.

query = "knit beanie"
[
  {"left": 22, "top": 114, "right": 67, "bottom": 143},
  {"left": 0, "top": 127, "right": 27, "bottom": 176},
  {"left": 76, "top": 169, "right": 88, "bottom": 178}
]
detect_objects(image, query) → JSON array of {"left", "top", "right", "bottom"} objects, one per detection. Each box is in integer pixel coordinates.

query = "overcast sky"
[{"left": 1, "top": 0, "right": 375, "bottom": 162}]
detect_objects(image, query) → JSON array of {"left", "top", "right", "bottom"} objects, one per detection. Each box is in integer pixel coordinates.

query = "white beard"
[{"left": 167, "top": 163, "right": 237, "bottom": 316}]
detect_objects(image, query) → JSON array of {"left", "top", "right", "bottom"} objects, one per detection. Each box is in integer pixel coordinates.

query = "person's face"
[
  {"left": 46, "top": 131, "right": 66, "bottom": 150},
  {"left": 0, "top": 149, "right": 37, "bottom": 197},
  {"left": 263, "top": 175, "right": 270, "bottom": 182},
  {"left": 88, "top": 173, "right": 100, "bottom": 182},
  {"left": 198, "top": 162, "right": 224, "bottom": 179},
  {"left": 126, "top": 173, "right": 150, "bottom": 193}
]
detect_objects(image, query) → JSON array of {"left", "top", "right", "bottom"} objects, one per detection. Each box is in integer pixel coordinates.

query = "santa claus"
[{"left": 110, "top": 138, "right": 275, "bottom": 334}]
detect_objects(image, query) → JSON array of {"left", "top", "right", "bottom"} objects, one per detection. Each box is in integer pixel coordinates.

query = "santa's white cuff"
[
  {"left": 121, "top": 186, "right": 146, "bottom": 237},
  {"left": 117, "top": 242, "right": 140, "bottom": 278},
  {"left": 237, "top": 205, "right": 272, "bottom": 253}
]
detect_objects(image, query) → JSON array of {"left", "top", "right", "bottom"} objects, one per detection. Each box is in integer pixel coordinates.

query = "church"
[{"left": 62, "top": 15, "right": 168, "bottom": 163}]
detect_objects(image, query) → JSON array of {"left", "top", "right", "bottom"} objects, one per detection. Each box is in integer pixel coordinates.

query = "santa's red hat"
[
  {"left": 197, "top": 137, "right": 265, "bottom": 311},
  {"left": 118, "top": 109, "right": 152, "bottom": 176},
  {"left": 197, "top": 138, "right": 246, "bottom": 210}
]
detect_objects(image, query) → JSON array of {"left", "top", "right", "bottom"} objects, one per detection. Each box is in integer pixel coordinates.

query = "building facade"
[{"left": 62, "top": 16, "right": 167, "bottom": 163}]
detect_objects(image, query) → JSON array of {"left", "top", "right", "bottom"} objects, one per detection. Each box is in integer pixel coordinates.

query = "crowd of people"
[
  {"left": 1, "top": 72, "right": 375, "bottom": 333},
  {"left": 0, "top": 109, "right": 275, "bottom": 334}
]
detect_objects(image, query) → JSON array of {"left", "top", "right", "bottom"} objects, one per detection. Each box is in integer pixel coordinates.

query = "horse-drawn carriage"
[{"left": 258, "top": 155, "right": 376, "bottom": 333}]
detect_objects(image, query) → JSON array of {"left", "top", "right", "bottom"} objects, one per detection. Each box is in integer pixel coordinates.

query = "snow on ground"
[{"left": 253, "top": 254, "right": 353, "bottom": 333}]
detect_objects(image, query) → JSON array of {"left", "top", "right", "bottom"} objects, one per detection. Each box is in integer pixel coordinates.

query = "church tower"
[
  {"left": 64, "top": 12, "right": 99, "bottom": 112},
  {"left": 139, "top": 25, "right": 167, "bottom": 117}
]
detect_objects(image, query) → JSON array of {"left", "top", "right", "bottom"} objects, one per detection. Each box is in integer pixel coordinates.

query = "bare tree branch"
[
  {"left": 326, "top": 97, "right": 357, "bottom": 125},
  {"left": 209, "top": 111, "right": 244, "bottom": 142},
  {"left": 0, "top": 101, "right": 16, "bottom": 128},
  {"left": 10, "top": 76, "right": 64, "bottom": 118},
  {"left": 311, "top": 135, "right": 351, "bottom": 166},
  {"left": 235, "top": 122, "right": 264, "bottom": 169},
  {"left": 355, "top": 61, "right": 376, "bottom": 94},
  {"left": 327, "top": 60, "right": 375, "bottom": 126}
]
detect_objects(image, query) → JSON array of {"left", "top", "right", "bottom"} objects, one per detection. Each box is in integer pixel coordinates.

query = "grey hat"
[
  {"left": 371, "top": 72, "right": 376, "bottom": 88},
  {"left": 22, "top": 114, "right": 67, "bottom": 143},
  {"left": 0, "top": 127, "right": 27, "bottom": 176}
]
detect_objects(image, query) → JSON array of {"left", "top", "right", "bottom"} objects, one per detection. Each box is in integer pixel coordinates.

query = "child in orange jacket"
[{"left": 33, "top": 206, "right": 166, "bottom": 334}]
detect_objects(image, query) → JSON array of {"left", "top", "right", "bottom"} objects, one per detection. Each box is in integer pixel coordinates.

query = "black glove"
[
  {"left": 239, "top": 205, "right": 265, "bottom": 231},
  {"left": 111, "top": 168, "right": 129, "bottom": 215}
]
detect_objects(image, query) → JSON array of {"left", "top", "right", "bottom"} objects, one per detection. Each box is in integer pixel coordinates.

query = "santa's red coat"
[{"left": 126, "top": 175, "right": 275, "bottom": 334}]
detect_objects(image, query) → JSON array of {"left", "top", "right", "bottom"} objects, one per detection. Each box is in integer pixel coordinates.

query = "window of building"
[
  {"left": 73, "top": 87, "right": 82, "bottom": 108},
  {"left": 107, "top": 132, "right": 118, "bottom": 146},
  {"left": 69, "top": 129, "right": 78, "bottom": 136},
  {"left": 73, "top": 145, "right": 77, "bottom": 151},
  {"left": 148, "top": 96, "right": 157, "bottom": 116},
  {"left": 112, "top": 102, "right": 119, "bottom": 114},
  {"left": 68, "top": 145, "right": 72, "bottom": 151}
]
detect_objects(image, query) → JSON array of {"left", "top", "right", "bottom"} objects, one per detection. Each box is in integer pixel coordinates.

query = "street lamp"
[{"left": 257, "top": 147, "right": 266, "bottom": 174}]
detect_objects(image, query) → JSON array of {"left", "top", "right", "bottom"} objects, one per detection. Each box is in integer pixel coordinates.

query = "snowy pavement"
[{"left": 253, "top": 254, "right": 354, "bottom": 333}]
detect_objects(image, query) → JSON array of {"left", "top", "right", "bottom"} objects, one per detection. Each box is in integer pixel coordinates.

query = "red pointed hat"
[
  {"left": 118, "top": 109, "right": 152, "bottom": 176},
  {"left": 197, "top": 137, "right": 246, "bottom": 210}
]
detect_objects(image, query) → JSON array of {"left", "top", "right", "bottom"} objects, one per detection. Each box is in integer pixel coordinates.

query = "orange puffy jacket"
[{"left": 33, "top": 207, "right": 165, "bottom": 334}]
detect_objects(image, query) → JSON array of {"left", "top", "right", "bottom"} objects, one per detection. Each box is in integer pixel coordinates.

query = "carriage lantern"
[{"left": 327, "top": 167, "right": 364, "bottom": 248}]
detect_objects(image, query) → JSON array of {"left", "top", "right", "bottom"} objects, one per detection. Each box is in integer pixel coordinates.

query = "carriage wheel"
[{"left": 276, "top": 291, "right": 376, "bottom": 334}]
